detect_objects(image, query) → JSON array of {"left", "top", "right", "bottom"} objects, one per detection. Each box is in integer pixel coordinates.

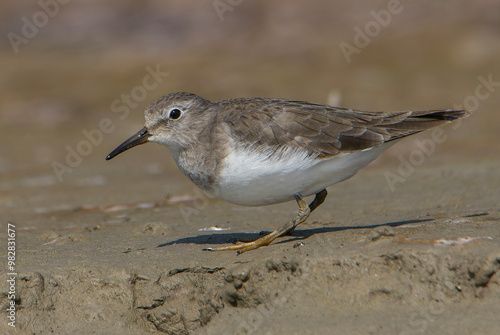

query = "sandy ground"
[
  {"left": 2, "top": 154, "right": 500, "bottom": 334},
  {"left": 2, "top": 156, "right": 500, "bottom": 334},
  {"left": 1, "top": 1, "right": 500, "bottom": 334}
]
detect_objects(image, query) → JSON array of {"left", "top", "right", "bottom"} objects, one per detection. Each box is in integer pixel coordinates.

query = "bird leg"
[
  {"left": 203, "top": 189, "right": 328, "bottom": 254},
  {"left": 285, "top": 188, "right": 327, "bottom": 235}
]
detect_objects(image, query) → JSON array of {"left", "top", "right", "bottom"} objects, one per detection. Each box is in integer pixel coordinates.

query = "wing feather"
[{"left": 218, "top": 98, "right": 470, "bottom": 158}]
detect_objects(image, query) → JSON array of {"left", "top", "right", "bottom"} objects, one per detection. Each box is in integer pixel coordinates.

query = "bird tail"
[
  {"left": 409, "top": 109, "right": 472, "bottom": 121},
  {"left": 381, "top": 109, "right": 472, "bottom": 142}
]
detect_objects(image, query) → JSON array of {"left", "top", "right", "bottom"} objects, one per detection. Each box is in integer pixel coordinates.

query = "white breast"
[{"left": 213, "top": 143, "right": 392, "bottom": 206}]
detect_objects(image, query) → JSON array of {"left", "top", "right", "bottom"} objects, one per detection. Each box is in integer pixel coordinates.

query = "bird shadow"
[{"left": 155, "top": 218, "right": 433, "bottom": 248}]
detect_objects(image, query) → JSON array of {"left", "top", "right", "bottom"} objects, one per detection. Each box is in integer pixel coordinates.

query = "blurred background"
[{"left": 1, "top": 0, "right": 499, "bottom": 225}]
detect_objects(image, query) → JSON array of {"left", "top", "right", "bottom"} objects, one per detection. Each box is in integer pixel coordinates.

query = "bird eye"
[{"left": 168, "top": 108, "right": 182, "bottom": 120}]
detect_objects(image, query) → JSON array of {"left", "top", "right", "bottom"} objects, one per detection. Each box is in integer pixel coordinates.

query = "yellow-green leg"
[
  {"left": 203, "top": 189, "right": 328, "bottom": 254},
  {"left": 285, "top": 188, "right": 327, "bottom": 235}
]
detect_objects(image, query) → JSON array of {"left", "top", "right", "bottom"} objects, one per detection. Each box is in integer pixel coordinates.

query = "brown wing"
[{"left": 221, "top": 98, "right": 471, "bottom": 158}]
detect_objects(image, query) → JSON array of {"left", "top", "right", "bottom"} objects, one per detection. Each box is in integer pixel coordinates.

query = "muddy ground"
[
  {"left": 4, "top": 161, "right": 500, "bottom": 335},
  {"left": 1, "top": 1, "right": 500, "bottom": 334}
]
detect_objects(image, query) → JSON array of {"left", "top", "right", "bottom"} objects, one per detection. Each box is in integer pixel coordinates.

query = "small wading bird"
[{"left": 106, "top": 92, "right": 471, "bottom": 254}]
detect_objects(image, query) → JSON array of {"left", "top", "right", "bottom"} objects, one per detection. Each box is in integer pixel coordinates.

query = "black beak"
[{"left": 106, "top": 126, "right": 151, "bottom": 160}]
